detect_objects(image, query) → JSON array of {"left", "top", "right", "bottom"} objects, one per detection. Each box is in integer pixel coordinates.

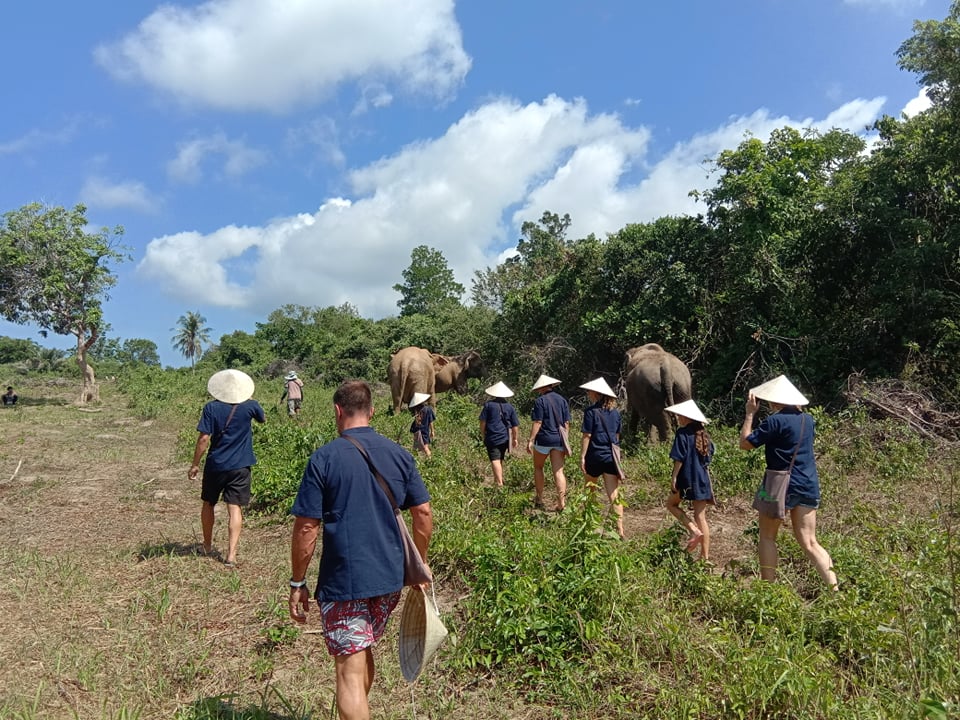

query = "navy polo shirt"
[
  {"left": 479, "top": 400, "right": 519, "bottom": 446},
  {"left": 531, "top": 391, "right": 570, "bottom": 446},
  {"left": 746, "top": 408, "right": 820, "bottom": 499},
  {"left": 291, "top": 427, "right": 431, "bottom": 602},
  {"left": 581, "top": 404, "right": 621, "bottom": 463},
  {"left": 197, "top": 399, "right": 265, "bottom": 472}
]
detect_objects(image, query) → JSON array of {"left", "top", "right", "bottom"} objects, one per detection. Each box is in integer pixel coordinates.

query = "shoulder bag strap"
[
  {"left": 342, "top": 433, "right": 400, "bottom": 511},
  {"left": 211, "top": 403, "right": 240, "bottom": 448},
  {"left": 787, "top": 415, "right": 806, "bottom": 472},
  {"left": 595, "top": 407, "right": 617, "bottom": 447},
  {"left": 545, "top": 393, "right": 562, "bottom": 426}
]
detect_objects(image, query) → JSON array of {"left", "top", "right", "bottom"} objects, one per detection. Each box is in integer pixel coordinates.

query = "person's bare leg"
[
  {"left": 692, "top": 500, "right": 710, "bottom": 560},
  {"left": 225, "top": 503, "right": 243, "bottom": 564},
  {"left": 603, "top": 474, "right": 624, "bottom": 538},
  {"left": 491, "top": 459, "right": 504, "bottom": 487},
  {"left": 201, "top": 501, "right": 215, "bottom": 554},
  {"left": 790, "top": 506, "right": 838, "bottom": 589},
  {"left": 666, "top": 492, "right": 698, "bottom": 537},
  {"left": 334, "top": 649, "right": 373, "bottom": 720},
  {"left": 549, "top": 449, "right": 567, "bottom": 510},
  {"left": 758, "top": 513, "right": 782, "bottom": 581},
  {"left": 533, "top": 451, "right": 547, "bottom": 505}
]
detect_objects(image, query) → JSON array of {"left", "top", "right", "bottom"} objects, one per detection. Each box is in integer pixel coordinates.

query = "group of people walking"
[{"left": 187, "top": 367, "right": 836, "bottom": 719}]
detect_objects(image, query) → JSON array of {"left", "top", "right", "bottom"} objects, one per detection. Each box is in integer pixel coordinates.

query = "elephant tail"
[{"left": 661, "top": 363, "right": 675, "bottom": 408}]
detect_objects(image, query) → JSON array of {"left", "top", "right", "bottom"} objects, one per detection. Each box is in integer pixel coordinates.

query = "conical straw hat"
[
  {"left": 484, "top": 381, "right": 514, "bottom": 398},
  {"left": 207, "top": 369, "right": 255, "bottom": 404},
  {"left": 579, "top": 377, "right": 616, "bottom": 398},
  {"left": 398, "top": 586, "right": 448, "bottom": 683},
  {"left": 665, "top": 399, "right": 710, "bottom": 424},
  {"left": 749, "top": 375, "right": 809, "bottom": 406},
  {"left": 532, "top": 374, "right": 561, "bottom": 390},
  {"left": 409, "top": 392, "right": 431, "bottom": 408}
]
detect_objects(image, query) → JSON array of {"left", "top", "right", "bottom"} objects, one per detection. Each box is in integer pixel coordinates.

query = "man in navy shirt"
[
  {"left": 289, "top": 380, "right": 432, "bottom": 719},
  {"left": 188, "top": 369, "right": 265, "bottom": 567}
]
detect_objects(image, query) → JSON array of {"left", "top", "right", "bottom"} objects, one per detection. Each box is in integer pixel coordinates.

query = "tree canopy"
[
  {"left": 0, "top": 203, "right": 126, "bottom": 402},
  {"left": 394, "top": 245, "right": 465, "bottom": 317}
]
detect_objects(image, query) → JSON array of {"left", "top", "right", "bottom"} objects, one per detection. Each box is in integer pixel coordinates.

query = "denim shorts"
[
  {"left": 785, "top": 489, "right": 820, "bottom": 510},
  {"left": 533, "top": 443, "right": 563, "bottom": 455}
]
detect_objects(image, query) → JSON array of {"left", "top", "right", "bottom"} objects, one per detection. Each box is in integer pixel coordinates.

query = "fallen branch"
[{"left": 7, "top": 459, "right": 22, "bottom": 483}]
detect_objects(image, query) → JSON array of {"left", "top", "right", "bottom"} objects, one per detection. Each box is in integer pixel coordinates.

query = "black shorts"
[
  {"left": 201, "top": 467, "right": 252, "bottom": 506},
  {"left": 486, "top": 442, "right": 510, "bottom": 461},
  {"left": 584, "top": 457, "right": 619, "bottom": 479}
]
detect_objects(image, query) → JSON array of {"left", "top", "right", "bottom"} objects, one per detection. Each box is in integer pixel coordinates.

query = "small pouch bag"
[{"left": 751, "top": 415, "right": 805, "bottom": 520}]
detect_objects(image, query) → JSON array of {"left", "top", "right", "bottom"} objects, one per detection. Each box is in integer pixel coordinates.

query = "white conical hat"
[
  {"left": 409, "top": 392, "right": 431, "bottom": 408},
  {"left": 484, "top": 381, "right": 514, "bottom": 398},
  {"left": 750, "top": 375, "right": 809, "bottom": 406},
  {"left": 207, "top": 369, "right": 255, "bottom": 404},
  {"left": 579, "top": 377, "right": 616, "bottom": 398},
  {"left": 665, "top": 399, "right": 710, "bottom": 424},
  {"left": 398, "top": 586, "right": 448, "bottom": 683},
  {"left": 532, "top": 374, "right": 561, "bottom": 390}
]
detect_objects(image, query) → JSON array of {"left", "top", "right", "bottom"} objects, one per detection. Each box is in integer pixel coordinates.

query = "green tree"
[
  {"left": 393, "top": 245, "right": 464, "bottom": 317},
  {"left": 120, "top": 338, "right": 160, "bottom": 366},
  {"left": 0, "top": 202, "right": 127, "bottom": 403},
  {"left": 897, "top": 1, "right": 960, "bottom": 109},
  {"left": 172, "top": 311, "right": 211, "bottom": 369}
]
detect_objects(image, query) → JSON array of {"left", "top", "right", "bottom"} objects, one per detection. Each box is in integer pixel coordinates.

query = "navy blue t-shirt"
[
  {"left": 669, "top": 425, "right": 715, "bottom": 501},
  {"left": 291, "top": 427, "right": 431, "bottom": 602},
  {"left": 746, "top": 408, "right": 820, "bottom": 499},
  {"left": 581, "top": 403, "right": 621, "bottom": 464},
  {"left": 479, "top": 400, "right": 519, "bottom": 446},
  {"left": 531, "top": 391, "right": 570, "bottom": 447},
  {"left": 197, "top": 399, "right": 265, "bottom": 472},
  {"left": 410, "top": 406, "right": 436, "bottom": 443}
]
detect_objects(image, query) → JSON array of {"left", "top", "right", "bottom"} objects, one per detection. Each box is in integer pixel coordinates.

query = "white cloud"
[
  {"left": 286, "top": 118, "right": 346, "bottom": 168},
  {"left": 94, "top": 0, "right": 470, "bottom": 112},
  {"left": 903, "top": 88, "right": 932, "bottom": 117},
  {"left": 167, "top": 132, "right": 268, "bottom": 184},
  {"left": 0, "top": 117, "right": 85, "bottom": 155},
  {"left": 138, "top": 94, "right": 890, "bottom": 319},
  {"left": 80, "top": 176, "right": 158, "bottom": 213}
]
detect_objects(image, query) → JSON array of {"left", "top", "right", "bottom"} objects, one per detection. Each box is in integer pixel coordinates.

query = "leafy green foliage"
[
  {"left": 393, "top": 244, "right": 465, "bottom": 317},
  {"left": 172, "top": 311, "right": 212, "bottom": 369}
]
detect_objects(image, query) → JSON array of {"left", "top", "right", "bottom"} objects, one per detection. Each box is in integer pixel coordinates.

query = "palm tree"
[{"left": 172, "top": 311, "right": 211, "bottom": 369}]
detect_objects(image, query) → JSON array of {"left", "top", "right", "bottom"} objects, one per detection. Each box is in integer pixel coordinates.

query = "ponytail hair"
[{"left": 692, "top": 422, "right": 711, "bottom": 457}]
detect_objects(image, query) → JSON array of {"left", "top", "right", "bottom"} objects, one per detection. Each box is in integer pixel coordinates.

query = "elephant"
[
  {"left": 623, "top": 343, "right": 693, "bottom": 443},
  {"left": 388, "top": 347, "right": 485, "bottom": 413}
]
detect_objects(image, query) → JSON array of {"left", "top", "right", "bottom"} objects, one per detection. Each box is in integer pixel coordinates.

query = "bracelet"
[{"left": 289, "top": 578, "right": 307, "bottom": 588}]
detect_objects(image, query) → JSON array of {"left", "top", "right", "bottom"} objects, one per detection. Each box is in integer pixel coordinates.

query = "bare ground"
[{"left": 0, "top": 381, "right": 771, "bottom": 718}]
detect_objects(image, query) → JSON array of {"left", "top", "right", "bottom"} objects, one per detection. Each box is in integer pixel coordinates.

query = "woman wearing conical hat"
[
  {"left": 478, "top": 381, "right": 520, "bottom": 487},
  {"left": 665, "top": 399, "right": 714, "bottom": 560},
  {"left": 739, "top": 375, "right": 837, "bottom": 590},
  {"left": 579, "top": 377, "right": 625, "bottom": 539},
  {"left": 526, "top": 374, "right": 570, "bottom": 511}
]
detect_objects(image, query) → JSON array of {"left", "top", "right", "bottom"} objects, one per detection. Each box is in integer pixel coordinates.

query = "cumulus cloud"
[
  {"left": 94, "top": 0, "right": 470, "bottom": 112},
  {"left": 80, "top": 176, "right": 159, "bottom": 213},
  {"left": 167, "top": 132, "right": 268, "bottom": 184},
  {"left": 138, "top": 94, "right": 890, "bottom": 319},
  {"left": 903, "top": 88, "right": 932, "bottom": 117}
]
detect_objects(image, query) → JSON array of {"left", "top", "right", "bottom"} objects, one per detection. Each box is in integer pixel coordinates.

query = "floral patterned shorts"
[{"left": 319, "top": 591, "right": 402, "bottom": 656}]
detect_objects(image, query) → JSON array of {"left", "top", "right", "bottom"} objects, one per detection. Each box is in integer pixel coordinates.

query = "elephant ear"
[{"left": 430, "top": 353, "right": 450, "bottom": 368}]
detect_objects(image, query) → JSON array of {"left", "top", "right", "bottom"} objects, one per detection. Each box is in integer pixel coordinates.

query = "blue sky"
[{"left": 0, "top": 0, "right": 948, "bottom": 367}]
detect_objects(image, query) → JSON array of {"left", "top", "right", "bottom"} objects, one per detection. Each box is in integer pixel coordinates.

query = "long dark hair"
[{"left": 690, "top": 421, "right": 711, "bottom": 457}]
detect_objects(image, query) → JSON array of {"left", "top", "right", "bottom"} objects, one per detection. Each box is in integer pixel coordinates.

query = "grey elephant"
[
  {"left": 388, "top": 347, "right": 484, "bottom": 413},
  {"left": 623, "top": 343, "right": 693, "bottom": 443}
]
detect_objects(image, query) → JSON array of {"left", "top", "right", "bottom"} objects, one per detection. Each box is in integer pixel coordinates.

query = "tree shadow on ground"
[
  {"left": 181, "top": 692, "right": 317, "bottom": 720},
  {"left": 136, "top": 540, "right": 216, "bottom": 561}
]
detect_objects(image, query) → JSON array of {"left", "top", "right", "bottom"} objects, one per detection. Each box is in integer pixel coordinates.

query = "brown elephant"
[
  {"left": 388, "top": 347, "right": 484, "bottom": 413},
  {"left": 623, "top": 343, "right": 693, "bottom": 443}
]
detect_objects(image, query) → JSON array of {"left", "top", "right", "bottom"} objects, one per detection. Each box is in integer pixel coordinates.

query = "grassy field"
[{"left": 0, "top": 371, "right": 957, "bottom": 719}]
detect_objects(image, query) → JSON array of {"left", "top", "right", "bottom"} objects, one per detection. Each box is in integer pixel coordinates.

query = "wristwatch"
[{"left": 289, "top": 578, "right": 307, "bottom": 588}]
